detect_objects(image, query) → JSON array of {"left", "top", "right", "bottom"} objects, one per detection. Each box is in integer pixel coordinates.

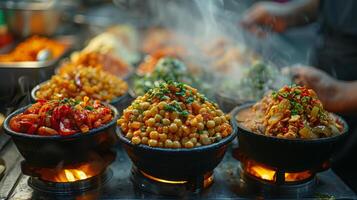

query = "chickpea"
[
  {"left": 216, "top": 110, "right": 223, "bottom": 116},
  {"left": 208, "top": 129, "right": 215, "bottom": 136},
  {"left": 199, "top": 107, "right": 207, "bottom": 114},
  {"left": 206, "top": 120, "right": 216, "bottom": 129},
  {"left": 200, "top": 135, "right": 211, "bottom": 145},
  {"left": 159, "top": 133, "right": 167, "bottom": 141},
  {"left": 214, "top": 116, "right": 222, "bottom": 125},
  {"left": 140, "top": 131, "right": 148, "bottom": 137},
  {"left": 162, "top": 118, "right": 170, "bottom": 125},
  {"left": 191, "top": 118, "right": 198, "bottom": 127},
  {"left": 133, "top": 130, "right": 141, "bottom": 137},
  {"left": 159, "top": 110, "right": 165, "bottom": 116},
  {"left": 130, "top": 122, "right": 141, "bottom": 130},
  {"left": 182, "top": 125, "right": 190, "bottom": 135},
  {"left": 165, "top": 139, "right": 173, "bottom": 148},
  {"left": 173, "top": 141, "right": 181, "bottom": 148},
  {"left": 140, "top": 102, "right": 150, "bottom": 110},
  {"left": 145, "top": 126, "right": 154, "bottom": 132},
  {"left": 148, "top": 139, "right": 158, "bottom": 147},
  {"left": 158, "top": 102, "right": 167, "bottom": 110},
  {"left": 196, "top": 142, "right": 202, "bottom": 147},
  {"left": 158, "top": 142, "right": 164, "bottom": 147},
  {"left": 162, "top": 126, "right": 169, "bottom": 133},
  {"left": 169, "top": 123, "right": 178, "bottom": 133},
  {"left": 146, "top": 118, "right": 156, "bottom": 127},
  {"left": 181, "top": 137, "right": 189, "bottom": 144},
  {"left": 170, "top": 112, "right": 179, "bottom": 121},
  {"left": 154, "top": 114, "right": 162, "bottom": 122},
  {"left": 215, "top": 125, "right": 221, "bottom": 132},
  {"left": 174, "top": 119, "right": 182, "bottom": 127},
  {"left": 197, "top": 122, "right": 205, "bottom": 130},
  {"left": 190, "top": 137, "right": 197, "bottom": 144},
  {"left": 132, "top": 136, "right": 141, "bottom": 145},
  {"left": 215, "top": 133, "right": 222, "bottom": 141},
  {"left": 132, "top": 109, "right": 139, "bottom": 116},
  {"left": 184, "top": 141, "right": 194, "bottom": 148},
  {"left": 142, "top": 137, "right": 149, "bottom": 144},
  {"left": 149, "top": 131, "right": 159, "bottom": 140}
]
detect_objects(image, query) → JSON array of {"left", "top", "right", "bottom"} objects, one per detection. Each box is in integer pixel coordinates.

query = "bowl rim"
[
  {"left": 232, "top": 103, "right": 349, "bottom": 143},
  {"left": 3, "top": 102, "right": 119, "bottom": 140},
  {"left": 30, "top": 80, "right": 130, "bottom": 105},
  {"left": 117, "top": 119, "right": 237, "bottom": 153}
]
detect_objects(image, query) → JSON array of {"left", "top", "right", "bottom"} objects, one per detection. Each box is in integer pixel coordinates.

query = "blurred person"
[
  {"left": 241, "top": 0, "right": 357, "bottom": 81},
  {"left": 242, "top": 0, "right": 357, "bottom": 190}
]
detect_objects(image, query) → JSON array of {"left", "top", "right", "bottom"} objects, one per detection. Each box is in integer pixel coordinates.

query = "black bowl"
[
  {"left": 232, "top": 103, "right": 349, "bottom": 172},
  {"left": 3, "top": 103, "right": 119, "bottom": 167},
  {"left": 31, "top": 81, "right": 133, "bottom": 114},
  {"left": 117, "top": 121, "right": 237, "bottom": 181}
]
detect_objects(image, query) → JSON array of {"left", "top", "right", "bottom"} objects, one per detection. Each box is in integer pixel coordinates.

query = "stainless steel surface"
[
  {"left": 0, "top": 141, "right": 355, "bottom": 200},
  {"left": 0, "top": 37, "right": 73, "bottom": 110},
  {"left": 0, "top": 0, "right": 78, "bottom": 37}
]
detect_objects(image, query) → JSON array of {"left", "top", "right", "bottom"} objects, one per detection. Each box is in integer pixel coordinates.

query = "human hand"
[{"left": 241, "top": 2, "right": 291, "bottom": 37}]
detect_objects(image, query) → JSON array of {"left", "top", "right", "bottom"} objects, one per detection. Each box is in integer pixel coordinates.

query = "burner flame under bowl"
[
  {"left": 3, "top": 104, "right": 119, "bottom": 167},
  {"left": 117, "top": 120, "right": 237, "bottom": 182}
]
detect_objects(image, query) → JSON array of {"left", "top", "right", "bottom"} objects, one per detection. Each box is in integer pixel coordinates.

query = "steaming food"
[
  {"left": 35, "top": 67, "right": 128, "bottom": 102},
  {"left": 219, "top": 61, "right": 289, "bottom": 102},
  {"left": 137, "top": 46, "right": 185, "bottom": 75},
  {"left": 9, "top": 97, "right": 113, "bottom": 136},
  {"left": 237, "top": 85, "right": 344, "bottom": 139},
  {"left": 133, "top": 57, "right": 199, "bottom": 96},
  {"left": 58, "top": 51, "right": 132, "bottom": 78},
  {"left": 117, "top": 81, "right": 233, "bottom": 148},
  {"left": 0, "top": 36, "right": 66, "bottom": 62}
]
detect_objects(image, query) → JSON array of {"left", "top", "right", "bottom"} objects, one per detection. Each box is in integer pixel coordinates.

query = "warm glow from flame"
[
  {"left": 244, "top": 159, "right": 312, "bottom": 183},
  {"left": 248, "top": 165, "right": 276, "bottom": 181},
  {"left": 63, "top": 169, "right": 88, "bottom": 182},
  {"left": 140, "top": 170, "right": 188, "bottom": 184}
]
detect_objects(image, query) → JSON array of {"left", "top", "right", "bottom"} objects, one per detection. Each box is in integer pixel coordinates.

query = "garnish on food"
[
  {"left": 118, "top": 81, "right": 232, "bottom": 148},
  {"left": 238, "top": 85, "right": 344, "bottom": 139},
  {"left": 9, "top": 97, "right": 113, "bottom": 136},
  {"left": 133, "top": 57, "right": 199, "bottom": 96}
]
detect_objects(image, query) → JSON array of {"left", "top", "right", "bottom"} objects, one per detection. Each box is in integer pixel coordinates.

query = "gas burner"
[
  {"left": 20, "top": 150, "right": 115, "bottom": 195},
  {"left": 28, "top": 169, "right": 112, "bottom": 195},
  {"left": 239, "top": 165, "right": 316, "bottom": 198},
  {"left": 130, "top": 166, "right": 214, "bottom": 196},
  {"left": 233, "top": 148, "right": 319, "bottom": 198}
]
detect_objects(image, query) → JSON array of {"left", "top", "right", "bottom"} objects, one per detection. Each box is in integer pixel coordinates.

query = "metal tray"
[{"left": 0, "top": 37, "right": 74, "bottom": 111}]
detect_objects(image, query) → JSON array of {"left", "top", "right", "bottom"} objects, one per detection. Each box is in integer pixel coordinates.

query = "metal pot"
[
  {"left": 231, "top": 103, "right": 349, "bottom": 172},
  {"left": 0, "top": 0, "right": 78, "bottom": 37}
]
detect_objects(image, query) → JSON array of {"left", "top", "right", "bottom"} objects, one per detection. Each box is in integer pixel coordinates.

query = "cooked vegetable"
[
  {"left": 58, "top": 51, "right": 132, "bottom": 78},
  {"left": 219, "top": 61, "right": 289, "bottom": 102},
  {"left": 238, "top": 85, "right": 344, "bottom": 139},
  {"left": 0, "top": 36, "right": 66, "bottom": 62},
  {"left": 133, "top": 57, "right": 199, "bottom": 96},
  {"left": 118, "top": 81, "right": 232, "bottom": 148},
  {"left": 36, "top": 67, "right": 128, "bottom": 102},
  {"left": 9, "top": 97, "right": 113, "bottom": 136}
]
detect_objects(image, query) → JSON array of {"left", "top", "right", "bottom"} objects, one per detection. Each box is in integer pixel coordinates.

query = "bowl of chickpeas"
[
  {"left": 117, "top": 82, "right": 237, "bottom": 181},
  {"left": 31, "top": 67, "right": 132, "bottom": 113}
]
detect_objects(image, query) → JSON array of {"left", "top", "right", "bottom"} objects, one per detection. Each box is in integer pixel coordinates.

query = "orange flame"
[{"left": 244, "top": 159, "right": 312, "bottom": 183}]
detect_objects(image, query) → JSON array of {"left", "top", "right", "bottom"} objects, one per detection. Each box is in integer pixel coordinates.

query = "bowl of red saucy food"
[{"left": 3, "top": 97, "right": 119, "bottom": 167}]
